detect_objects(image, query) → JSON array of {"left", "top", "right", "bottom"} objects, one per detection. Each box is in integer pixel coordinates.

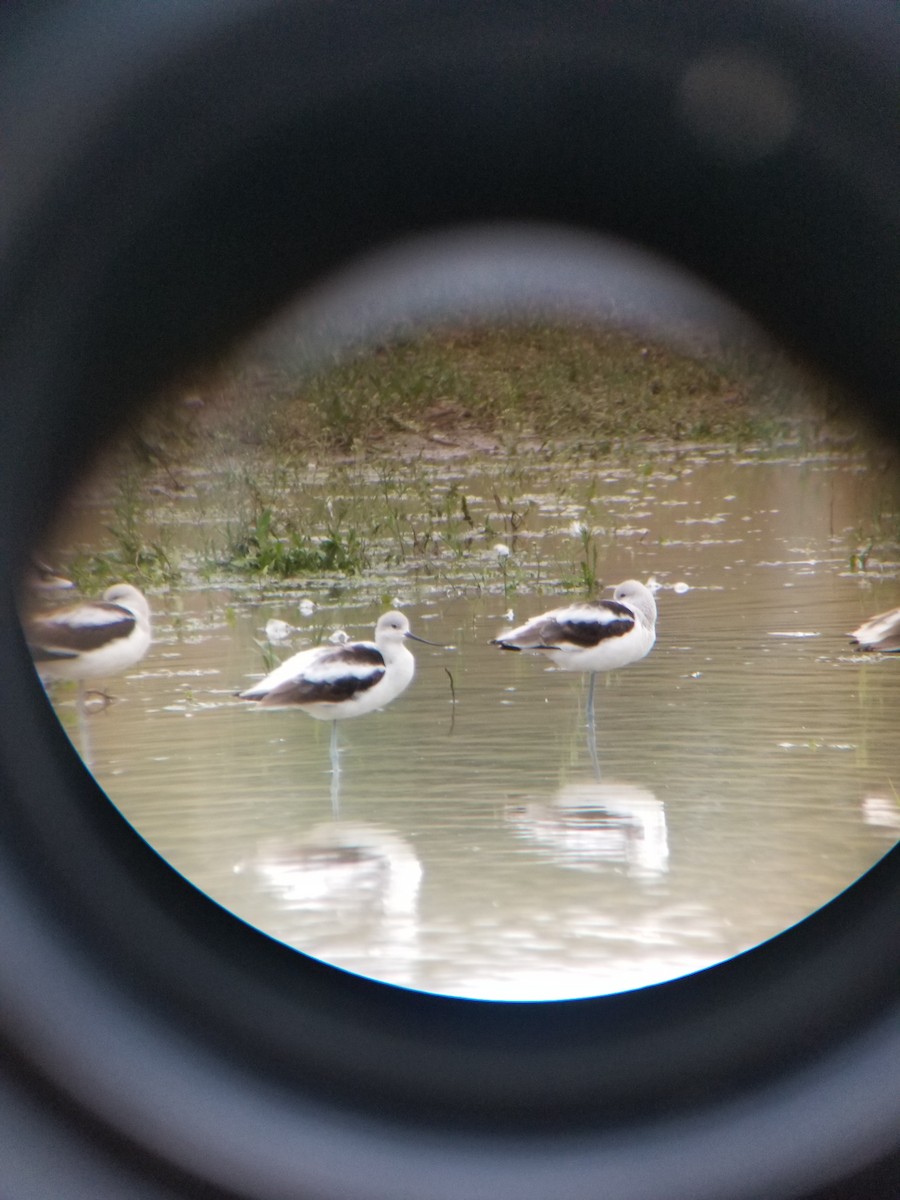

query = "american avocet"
[
  {"left": 27, "top": 583, "right": 152, "bottom": 688},
  {"left": 25, "top": 583, "right": 152, "bottom": 759},
  {"left": 850, "top": 606, "right": 900, "bottom": 653},
  {"left": 490, "top": 579, "right": 657, "bottom": 732},
  {"left": 239, "top": 611, "right": 440, "bottom": 777}
]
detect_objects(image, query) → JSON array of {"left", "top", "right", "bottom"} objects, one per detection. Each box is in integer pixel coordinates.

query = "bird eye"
[{"left": 26, "top": 227, "right": 900, "bottom": 1003}]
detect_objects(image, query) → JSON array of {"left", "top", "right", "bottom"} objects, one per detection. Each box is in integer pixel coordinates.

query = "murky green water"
[{"left": 41, "top": 445, "right": 900, "bottom": 1000}]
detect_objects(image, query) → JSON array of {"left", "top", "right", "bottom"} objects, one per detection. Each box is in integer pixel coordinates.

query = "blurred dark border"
[{"left": 0, "top": 3, "right": 897, "bottom": 1197}]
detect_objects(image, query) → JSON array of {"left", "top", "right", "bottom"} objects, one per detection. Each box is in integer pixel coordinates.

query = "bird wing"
[
  {"left": 850, "top": 606, "right": 900, "bottom": 651},
  {"left": 242, "top": 643, "right": 387, "bottom": 705},
  {"left": 493, "top": 601, "right": 635, "bottom": 650},
  {"left": 27, "top": 600, "right": 137, "bottom": 659}
]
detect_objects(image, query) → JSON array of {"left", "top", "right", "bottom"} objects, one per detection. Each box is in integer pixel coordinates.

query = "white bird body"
[
  {"left": 240, "top": 611, "right": 424, "bottom": 722},
  {"left": 492, "top": 580, "right": 657, "bottom": 674},
  {"left": 27, "top": 583, "right": 152, "bottom": 684},
  {"left": 850, "top": 606, "right": 900, "bottom": 653},
  {"left": 492, "top": 579, "right": 657, "bottom": 745}
]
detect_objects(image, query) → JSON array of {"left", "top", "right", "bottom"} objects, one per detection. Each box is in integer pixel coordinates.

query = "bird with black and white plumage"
[
  {"left": 490, "top": 579, "right": 658, "bottom": 731},
  {"left": 239, "top": 610, "right": 440, "bottom": 776},
  {"left": 25, "top": 583, "right": 152, "bottom": 759},
  {"left": 850, "top": 606, "right": 900, "bottom": 653},
  {"left": 27, "top": 583, "right": 152, "bottom": 685}
]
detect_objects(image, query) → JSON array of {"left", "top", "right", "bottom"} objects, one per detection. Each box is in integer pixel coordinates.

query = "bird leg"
[
  {"left": 76, "top": 680, "right": 94, "bottom": 769},
  {"left": 329, "top": 721, "right": 341, "bottom": 775},
  {"left": 329, "top": 722, "right": 342, "bottom": 816},
  {"left": 585, "top": 672, "right": 597, "bottom": 732},
  {"left": 587, "top": 722, "right": 602, "bottom": 781},
  {"left": 585, "top": 672, "right": 601, "bottom": 780},
  {"left": 330, "top": 761, "right": 342, "bottom": 817}
]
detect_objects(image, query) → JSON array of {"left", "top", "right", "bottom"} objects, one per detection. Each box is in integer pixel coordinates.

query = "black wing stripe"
[
  {"left": 539, "top": 612, "right": 634, "bottom": 648},
  {"left": 256, "top": 667, "right": 386, "bottom": 706},
  {"left": 28, "top": 646, "right": 80, "bottom": 662},
  {"left": 27, "top": 608, "right": 136, "bottom": 654},
  {"left": 319, "top": 644, "right": 384, "bottom": 669}
]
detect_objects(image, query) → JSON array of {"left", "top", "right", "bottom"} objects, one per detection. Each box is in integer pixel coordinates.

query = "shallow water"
[{"left": 42, "top": 446, "right": 900, "bottom": 1000}]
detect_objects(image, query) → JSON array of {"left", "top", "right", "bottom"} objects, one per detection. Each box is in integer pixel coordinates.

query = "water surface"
[{"left": 43, "top": 446, "right": 900, "bottom": 999}]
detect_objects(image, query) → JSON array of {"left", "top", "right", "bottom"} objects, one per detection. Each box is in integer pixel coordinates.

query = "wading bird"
[
  {"left": 850, "top": 606, "right": 900, "bottom": 653},
  {"left": 490, "top": 579, "right": 658, "bottom": 734},
  {"left": 239, "top": 611, "right": 440, "bottom": 778},
  {"left": 27, "top": 583, "right": 152, "bottom": 688},
  {"left": 25, "top": 582, "right": 152, "bottom": 760}
]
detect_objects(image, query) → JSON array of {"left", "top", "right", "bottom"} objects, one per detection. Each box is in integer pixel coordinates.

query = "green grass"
[
  {"left": 45, "top": 320, "right": 898, "bottom": 595},
  {"left": 177, "top": 322, "right": 843, "bottom": 459},
  {"left": 65, "top": 468, "right": 181, "bottom": 592},
  {"left": 297, "top": 325, "right": 770, "bottom": 450},
  {"left": 225, "top": 505, "right": 367, "bottom": 578}
]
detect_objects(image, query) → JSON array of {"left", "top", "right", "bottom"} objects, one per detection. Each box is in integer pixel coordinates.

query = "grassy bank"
[
  {"left": 50, "top": 322, "right": 898, "bottom": 595},
  {"left": 183, "top": 322, "right": 847, "bottom": 458}
]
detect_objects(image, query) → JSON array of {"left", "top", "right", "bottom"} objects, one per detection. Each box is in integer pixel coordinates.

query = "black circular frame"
[{"left": 0, "top": 3, "right": 897, "bottom": 1198}]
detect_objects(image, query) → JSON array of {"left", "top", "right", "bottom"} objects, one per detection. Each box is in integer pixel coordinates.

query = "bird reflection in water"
[
  {"left": 238, "top": 823, "right": 423, "bottom": 985},
  {"left": 861, "top": 794, "right": 900, "bottom": 833},
  {"left": 506, "top": 779, "right": 669, "bottom": 877}
]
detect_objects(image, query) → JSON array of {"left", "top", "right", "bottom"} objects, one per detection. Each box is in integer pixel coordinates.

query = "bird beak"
[{"left": 405, "top": 631, "right": 448, "bottom": 648}]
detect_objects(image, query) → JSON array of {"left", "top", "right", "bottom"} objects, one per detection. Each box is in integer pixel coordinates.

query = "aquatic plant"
[
  {"left": 226, "top": 506, "right": 368, "bottom": 578},
  {"left": 65, "top": 468, "right": 180, "bottom": 590}
]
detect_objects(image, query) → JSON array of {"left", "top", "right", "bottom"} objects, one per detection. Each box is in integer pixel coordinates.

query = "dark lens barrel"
[{"left": 0, "top": 3, "right": 897, "bottom": 1199}]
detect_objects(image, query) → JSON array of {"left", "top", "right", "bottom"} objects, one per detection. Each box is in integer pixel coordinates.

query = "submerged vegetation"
[{"left": 44, "top": 322, "right": 900, "bottom": 598}]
